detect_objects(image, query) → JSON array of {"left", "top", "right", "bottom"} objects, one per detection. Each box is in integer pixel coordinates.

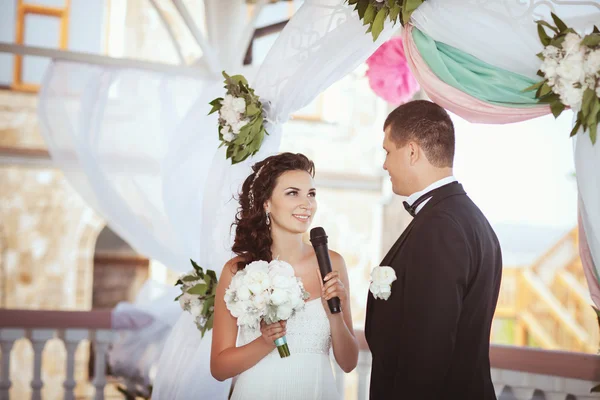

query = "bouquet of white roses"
[
  {"left": 174, "top": 259, "right": 218, "bottom": 338},
  {"left": 224, "top": 259, "right": 309, "bottom": 358}
]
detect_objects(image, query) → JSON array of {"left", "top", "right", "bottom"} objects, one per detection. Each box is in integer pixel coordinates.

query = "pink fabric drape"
[{"left": 402, "top": 25, "right": 551, "bottom": 124}]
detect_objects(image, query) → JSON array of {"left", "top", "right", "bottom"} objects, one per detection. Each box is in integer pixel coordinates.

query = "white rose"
[
  {"left": 223, "top": 131, "right": 236, "bottom": 142},
  {"left": 556, "top": 52, "right": 586, "bottom": 84},
  {"left": 271, "top": 275, "right": 295, "bottom": 290},
  {"left": 232, "top": 97, "right": 246, "bottom": 113},
  {"left": 222, "top": 108, "right": 240, "bottom": 126},
  {"left": 540, "top": 58, "right": 559, "bottom": 82},
  {"left": 190, "top": 304, "right": 202, "bottom": 317},
  {"left": 244, "top": 269, "right": 270, "bottom": 295},
  {"left": 276, "top": 304, "right": 294, "bottom": 320},
  {"left": 542, "top": 45, "right": 561, "bottom": 60},
  {"left": 245, "top": 260, "right": 269, "bottom": 274},
  {"left": 238, "top": 312, "right": 260, "bottom": 329},
  {"left": 252, "top": 292, "right": 270, "bottom": 311},
  {"left": 585, "top": 49, "right": 600, "bottom": 75},
  {"left": 371, "top": 266, "right": 397, "bottom": 285},
  {"left": 224, "top": 287, "right": 234, "bottom": 304},
  {"left": 230, "top": 272, "right": 244, "bottom": 290},
  {"left": 560, "top": 86, "right": 584, "bottom": 111},
  {"left": 231, "top": 119, "right": 249, "bottom": 134},
  {"left": 270, "top": 288, "right": 290, "bottom": 306},
  {"left": 562, "top": 32, "right": 582, "bottom": 55},
  {"left": 190, "top": 298, "right": 202, "bottom": 308},
  {"left": 369, "top": 266, "right": 397, "bottom": 301},
  {"left": 229, "top": 300, "right": 247, "bottom": 318},
  {"left": 221, "top": 94, "right": 235, "bottom": 109},
  {"left": 237, "top": 286, "right": 252, "bottom": 301},
  {"left": 268, "top": 260, "right": 295, "bottom": 280}
]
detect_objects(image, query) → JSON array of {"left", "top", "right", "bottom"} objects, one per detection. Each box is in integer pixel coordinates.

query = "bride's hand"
[
  {"left": 317, "top": 269, "right": 348, "bottom": 316},
  {"left": 259, "top": 320, "right": 287, "bottom": 346}
]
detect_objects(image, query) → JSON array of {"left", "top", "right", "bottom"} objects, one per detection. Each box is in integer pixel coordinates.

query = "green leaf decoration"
[
  {"left": 363, "top": 3, "right": 376, "bottom": 25},
  {"left": 570, "top": 118, "right": 582, "bottom": 137},
  {"left": 371, "top": 7, "right": 388, "bottom": 41},
  {"left": 538, "top": 83, "right": 552, "bottom": 97},
  {"left": 590, "top": 123, "right": 598, "bottom": 144},
  {"left": 174, "top": 293, "right": 183, "bottom": 301},
  {"left": 202, "top": 296, "right": 215, "bottom": 315},
  {"left": 389, "top": 4, "right": 401, "bottom": 24},
  {"left": 582, "top": 33, "right": 600, "bottom": 47},
  {"left": 182, "top": 275, "right": 198, "bottom": 282},
  {"left": 403, "top": 0, "right": 423, "bottom": 25},
  {"left": 357, "top": 0, "right": 369, "bottom": 19},
  {"left": 207, "top": 270, "right": 218, "bottom": 283},
  {"left": 594, "top": 25, "right": 600, "bottom": 34},
  {"left": 174, "top": 279, "right": 183, "bottom": 286},
  {"left": 592, "top": 383, "right": 600, "bottom": 393},
  {"left": 229, "top": 74, "right": 248, "bottom": 86},
  {"left": 246, "top": 103, "right": 260, "bottom": 116},
  {"left": 550, "top": 12, "right": 567, "bottom": 33},
  {"left": 537, "top": 23, "right": 551, "bottom": 46},
  {"left": 582, "top": 88, "right": 596, "bottom": 115},
  {"left": 190, "top": 259, "right": 204, "bottom": 274},
  {"left": 204, "top": 314, "right": 214, "bottom": 334},
  {"left": 550, "top": 101, "right": 565, "bottom": 118},
  {"left": 187, "top": 283, "right": 208, "bottom": 296},
  {"left": 347, "top": 0, "right": 425, "bottom": 40},
  {"left": 523, "top": 80, "right": 545, "bottom": 93},
  {"left": 536, "top": 20, "right": 559, "bottom": 34}
]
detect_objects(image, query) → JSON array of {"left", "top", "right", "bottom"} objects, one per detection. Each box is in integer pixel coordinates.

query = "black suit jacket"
[{"left": 365, "top": 182, "right": 502, "bottom": 400}]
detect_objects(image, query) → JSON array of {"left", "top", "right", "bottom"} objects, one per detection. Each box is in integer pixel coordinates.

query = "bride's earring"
[{"left": 266, "top": 211, "right": 271, "bottom": 226}]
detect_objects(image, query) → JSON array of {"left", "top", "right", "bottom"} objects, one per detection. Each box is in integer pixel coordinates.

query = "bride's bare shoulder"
[{"left": 221, "top": 256, "right": 244, "bottom": 278}]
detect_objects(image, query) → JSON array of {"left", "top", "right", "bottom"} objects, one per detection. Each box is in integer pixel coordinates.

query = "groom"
[{"left": 365, "top": 100, "right": 502, "bottom": 400}]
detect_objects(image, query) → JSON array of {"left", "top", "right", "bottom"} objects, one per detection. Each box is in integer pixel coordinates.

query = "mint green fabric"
[{"left": 412, "top": 28, "right": 541, "bottom": 107}]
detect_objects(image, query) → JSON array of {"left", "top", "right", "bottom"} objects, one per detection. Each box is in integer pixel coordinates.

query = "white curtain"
[{"left": 38, "top": 1, "right": 394, "bottom": 398}]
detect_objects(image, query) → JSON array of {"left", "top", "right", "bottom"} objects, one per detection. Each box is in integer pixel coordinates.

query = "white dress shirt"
[{"left": 405, "top": 176, "right": 457, "bottom": 215}]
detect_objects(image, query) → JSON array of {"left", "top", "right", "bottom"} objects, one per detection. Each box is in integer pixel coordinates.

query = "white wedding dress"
[{"left": 231, "top": 298, "right": 340, "bottom": 400}]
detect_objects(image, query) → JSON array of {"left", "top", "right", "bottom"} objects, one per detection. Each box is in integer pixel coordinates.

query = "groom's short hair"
[{"left": 384, "top": 100, "right": 455, "bottom": 168}]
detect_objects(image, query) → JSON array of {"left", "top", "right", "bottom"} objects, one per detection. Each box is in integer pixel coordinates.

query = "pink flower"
[{"left": 366, "top": 37, "right": 420, "bottom": 105}]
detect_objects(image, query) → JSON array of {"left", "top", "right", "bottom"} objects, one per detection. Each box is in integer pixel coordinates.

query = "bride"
[{"left": 210, "top": 152, "right": 358, "bottom": 399}]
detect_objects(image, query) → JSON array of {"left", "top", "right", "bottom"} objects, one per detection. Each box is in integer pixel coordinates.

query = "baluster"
[
  {"left": 356, "top": 350, "right": 372, "bottom": 400},
  {"left": 58, "top": 329, "right": 88, "bottom": 400},
  {"left": 28, "top": 329, "right": 55, "bottom": 400},
  {"left": 92, "top": 330, "right": 113, "bottom": 400},
  {"left": 0, "top": 329, "right": 25, "bottom": 400}
]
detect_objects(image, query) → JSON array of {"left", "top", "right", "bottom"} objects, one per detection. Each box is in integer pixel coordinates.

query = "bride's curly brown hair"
[{"left": 232, "top": 152, "right": 315, "bottom": 270}]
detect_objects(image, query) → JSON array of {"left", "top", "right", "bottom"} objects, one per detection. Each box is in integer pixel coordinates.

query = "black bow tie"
[
  {"left": 403, "top": 200, "right": 421, "bottom": 217},
  {"left": 403, "top": 181, "right": 458, "bottom": 217}
]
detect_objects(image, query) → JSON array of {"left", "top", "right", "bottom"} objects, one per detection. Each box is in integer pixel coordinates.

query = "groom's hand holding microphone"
[{"left": 310, "top": 227, "right": 348, "bottom": 317}]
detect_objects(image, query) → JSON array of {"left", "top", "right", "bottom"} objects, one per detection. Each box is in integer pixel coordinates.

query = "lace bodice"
[{"left": 237, "top": 298, "right": 332, "bottom": 357}]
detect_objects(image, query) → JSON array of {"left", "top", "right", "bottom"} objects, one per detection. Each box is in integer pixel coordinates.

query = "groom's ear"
[{"left": 407, "top": 141, "right": 420, "bottom": 165}]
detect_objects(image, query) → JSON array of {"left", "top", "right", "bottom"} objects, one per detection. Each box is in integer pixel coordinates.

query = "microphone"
[{"left": 309, "top": 227, "right": 342, "bottom": 314}]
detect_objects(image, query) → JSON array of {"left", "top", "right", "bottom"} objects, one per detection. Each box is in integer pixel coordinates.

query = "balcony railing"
[{"left": 1, "top": 310, "right": 599, "bottom": 400}]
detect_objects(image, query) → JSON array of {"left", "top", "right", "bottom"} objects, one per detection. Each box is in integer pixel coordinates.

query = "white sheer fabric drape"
[
  {"left": 38, "top": 1, "right": 393, "bottom": 399},
  {"left": 411, "top": 0, "right": 600, "bottom": 301}
]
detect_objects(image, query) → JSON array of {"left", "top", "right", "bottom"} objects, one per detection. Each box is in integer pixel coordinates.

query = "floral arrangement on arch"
[
  {"left": 209, "top": 72, "right": 268, "bottom": 164},
  {"left": 174, "top": 259, "right": 218, "bottom": 337},
  {"left": 366, "top": 36, "right": 420, "bottom": 104},
  {"left": 525, "top": 13, "right": 600, "bottom": 143},
  {"left": 346, "top": 0, "right": 426, "bottom": 41}
]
